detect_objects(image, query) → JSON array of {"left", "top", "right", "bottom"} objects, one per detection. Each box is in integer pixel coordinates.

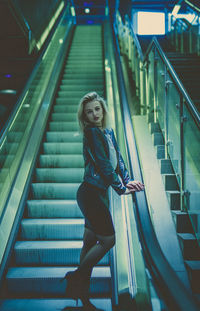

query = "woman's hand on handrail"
[{"left": 124, "top": 180, "right": 144, "bottom": 194}]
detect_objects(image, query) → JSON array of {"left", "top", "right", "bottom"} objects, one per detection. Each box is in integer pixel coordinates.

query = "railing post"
[
  {"left": 180, "top": 96, "right": 185, "bottom": 212},
  {"left": 154, "top": 49, "right": 158, "bottom": 123}
]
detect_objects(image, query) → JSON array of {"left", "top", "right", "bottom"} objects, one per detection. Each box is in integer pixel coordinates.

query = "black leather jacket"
[{"left": 83, "top": 126, "right": 131, "bottom": 195}]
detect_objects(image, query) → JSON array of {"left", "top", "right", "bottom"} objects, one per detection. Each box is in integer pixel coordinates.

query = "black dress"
[{"left": 76, "top": 181, "right": 115, "bottom": 236}]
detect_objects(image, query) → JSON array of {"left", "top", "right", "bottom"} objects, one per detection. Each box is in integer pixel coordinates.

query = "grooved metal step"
[
  {"left": 0, "top": 298, "right": 112, "bottom": 311},
  {"left": 36, "top": 168, "right": 83, "bottom": 183},
  {"left": 14, "top": 240, "right": 109, "bottom": 265},
  {"left": 42, "top": 142, "right": 82, "bottom": 154},
  {"left": 27, "top": 200, "right": 82, "bottom": 218},
  {"left": 6, "top": 267, "right": 111, "bottom": 297},
  {"left": 31, "top": 183, "right": 80, "bottom": 200},
  {"left": 38, "top": 155, "right": 84, "bottom": 168},
  {"left": 20, "top": 218, "right": 84, "bottom": 240}
]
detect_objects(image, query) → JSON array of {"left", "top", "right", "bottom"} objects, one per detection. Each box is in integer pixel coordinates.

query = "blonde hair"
[{"left": 77, "top": 92, "right": 110, "bottom": 132}]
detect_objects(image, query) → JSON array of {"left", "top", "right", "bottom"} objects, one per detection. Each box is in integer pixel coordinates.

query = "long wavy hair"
[{"left": 77, "top": 92, "right": 110, "bottom": 132}]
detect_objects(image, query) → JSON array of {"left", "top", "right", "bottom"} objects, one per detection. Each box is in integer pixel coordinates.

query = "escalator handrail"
[
  {"left": 112, "top": 19, "right": 200, "bottom": 311},
  {"left": 143, "top": 36, "right": 200, "bottom": 127},
  {"left": 0, "top": 0, "right": 69, "bottom": 141}
]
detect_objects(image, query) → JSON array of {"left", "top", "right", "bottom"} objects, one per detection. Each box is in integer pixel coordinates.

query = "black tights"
[{"left": 78, "top": 227, "right": 115, "bottom": 283}]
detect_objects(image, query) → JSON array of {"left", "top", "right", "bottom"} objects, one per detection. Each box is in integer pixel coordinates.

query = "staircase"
[
  {"left": 0, "top": 25, "right": 113, "bottom": 311},
  {"left": 149, "top": 120, "right": 200, "bottom": 302},
  {"left": 166, "top": 52, "right": 200, "bottom": 112}
]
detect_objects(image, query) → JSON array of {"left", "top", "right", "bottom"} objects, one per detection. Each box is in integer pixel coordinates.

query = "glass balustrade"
[
  {"left": 0, "top": 2, "right": 74, "bottom": 217},
  {"left": 183, "top": 105, "right": 200, "bottom": 241},
  {"left": 115, "top": 12, "right": 200, "bottom": 244}
]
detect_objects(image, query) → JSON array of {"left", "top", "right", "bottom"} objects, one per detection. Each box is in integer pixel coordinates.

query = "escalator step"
[
  {"left": 14, "top": 240, "right": 109, "bottom": 265},
  {"left": 62, "top": 73, "right": 104, "bottom": 80},
  {"left": 49, "top": 121, "right": 79, "bottom": 131},
  {"left": 42, "top": 142, "right": 82, "bottom": 154},
  {"left": 6, "top": 266, "right": 111, "bottom": 296},
  {"left": 59, "top": 85, "right": 103, "bottom": 92},
  {"left": 51, "top": 112, "right": 77, "bottom": 121},
  {"left": 27, "top": 200, "right": 82, "bottom": 218},
  {"left": 31, "top": 183, "right": 80, "bottom": 199},
  {"left": 46, "top": 132, "right": 82, "bottom": 143},
  {"left": 55, "top": 98, "right": 80, "bottom": 105},
  {"left": 53, "top": 105, "right": 78, "bottom": 113},
  {"left": 60, "top": 78, "right": 104, "bottom": 84},
  {"left": 0, "top": 298, "right": 112, "bottom": 311},
  {"left": 35, "top": 168, "right": 83, "bottom": 182},
  {"left": 20, "top": 219, "right": 84, "bottom": 240},
  {"left": 38, "top": 155, "right": 84, "bottom": 168}
]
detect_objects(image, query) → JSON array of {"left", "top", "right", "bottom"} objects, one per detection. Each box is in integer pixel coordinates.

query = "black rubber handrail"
[{"left": 112, "top": 20, "right": 200, "bottom": 311}]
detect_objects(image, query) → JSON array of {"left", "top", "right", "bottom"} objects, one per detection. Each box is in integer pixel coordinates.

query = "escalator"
[
  {"left": 1, "top": 5, "right": 200, "bottom": 311},
  {"left": 0, "top": 25, "right": 112, "bottom": 311}
]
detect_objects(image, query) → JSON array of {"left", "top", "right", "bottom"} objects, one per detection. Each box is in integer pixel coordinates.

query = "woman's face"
[{"left": 84, "top": 100, "right": 104, "bottom": 127}]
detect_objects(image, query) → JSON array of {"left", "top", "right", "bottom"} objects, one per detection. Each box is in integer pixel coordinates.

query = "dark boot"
[{"left": 80, "top": 275, "right": 104, "bottom": 311}]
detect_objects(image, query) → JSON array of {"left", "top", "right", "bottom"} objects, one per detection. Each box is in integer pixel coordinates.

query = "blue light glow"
[
  {"left": 87, "top": 20, "right": 94, "bottom": 24},
  {"left": 5, "top": 74, "right": 12, "bottom": 78}
]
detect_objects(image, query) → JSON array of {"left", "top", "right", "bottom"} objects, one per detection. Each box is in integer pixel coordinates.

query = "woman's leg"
[
  {"left": 80, "top": 227, "right": 97, "bottom": 264},
  {"left": 78, "top": 233, "right": 115, "bottom": 277},
  {"left": 79, "top": 227, "right": 97, "bottom": 302}
]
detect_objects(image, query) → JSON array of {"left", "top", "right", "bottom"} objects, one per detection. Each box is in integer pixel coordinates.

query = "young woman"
[{"left": 61, "top": 92, "right": 144, "bottom": 311}]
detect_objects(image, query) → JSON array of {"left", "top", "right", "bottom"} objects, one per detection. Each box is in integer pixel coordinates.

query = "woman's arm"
[
  {"left": 111, "top": 129, "right": 144, "bottom": 192},
  {"left": 85, "top": 127, "right": 126, "bottom": 195},
  {"left": 110, "top": 129, "right": 131, "bottom": 185}
]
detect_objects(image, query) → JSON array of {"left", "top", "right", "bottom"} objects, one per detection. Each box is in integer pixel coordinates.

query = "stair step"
[
  {"left": 35, "top": 168, "right": 83, "bottom": 182},
  {"left": 152, "top": 132, "right": 164, "bottom": 146},
  {"left": 178, "top": 233, "right": 200, "bottom": 260},
  {"left": 185, "top": 261, "right": 200, "bottom": 293},
  {"left": 159, "top": 159, "right": 175, "bottom": 174},
  {"left": 27, "top": 200, "right": 82, "bottom": 218},
  {"left": 166, "top": 190, "right": 180, "bottom": 210},
  {"left": 149, "top": 122, "right": 161, "bottom": 134},
  {"left": 6, "top": 266, "right": 111, "bottom": 297},
  {"left": 14, "top": 241, "right": 109, "bottom": 265},
  {"left": 0, "top": 298, "right": 112, "bottom": 311},
  {"left": 20, "top": 219, "right": 84, "bottom": 240},
  {"left": 162, "top": 174, "right": 179, "bottom": 191},
  {"left": 31, "top": 183, "right": 80, "bottom": 200},
  {"left": 156, "top": 145, "right": 165, "bottom": 159},
  {"left": 172, "top": 211, "right": 194, "bottom": 233}
]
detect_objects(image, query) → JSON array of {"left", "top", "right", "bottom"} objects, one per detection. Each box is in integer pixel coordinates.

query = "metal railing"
[
  {"left": 170, "top": 16, "right": 200, "bottom": 55},
  {"left": 115, "top": 11, "right": 200, "bottom": 246}
]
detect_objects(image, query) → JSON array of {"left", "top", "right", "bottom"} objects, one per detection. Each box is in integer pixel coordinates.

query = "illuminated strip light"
[
  {"left": 71, "top": 6, "right": 76, "bottom": 17},
  {"left": 9, "top": 91, "right": 28, "bottom": 131},
  {"left": 36, "top": 1, "right": 65, "bottom": 50},
  {"left": 172, "top": 4, "right": 181, "bottom": 16}
]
